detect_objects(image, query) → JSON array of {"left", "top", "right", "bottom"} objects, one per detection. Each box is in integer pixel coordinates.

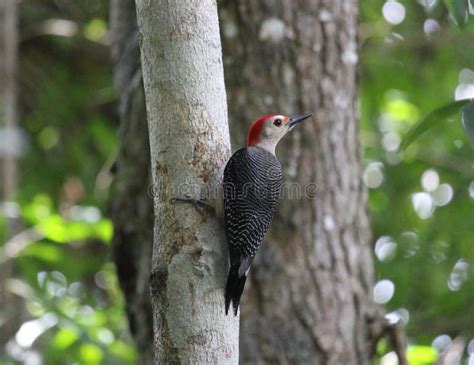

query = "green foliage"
[
  {"left": 38, "top": 214, "right": 112, "bottom": 244},
  {"left": 443, "top": 0, "right": 470, "bottom": 27},
  {"left": 52, "top": 327, "right": 79, "bottom": 350},
  {"left": 398, "top": 99, "right": 472, "bottom": 151},
  {"left": 8, "top": 197, "right": 131, "bottom": 364},
  {"left": 362, "top": 0, "right": 474, "bottom": 362},
  {"left": 84, "top": 18, "right": 108, "bottom": 42},
  {"left": 407, "top": 345, "right": 438, "bottom": 364},
  {"left": 0, "top": 1, "right": 133, "bottom": 364}
]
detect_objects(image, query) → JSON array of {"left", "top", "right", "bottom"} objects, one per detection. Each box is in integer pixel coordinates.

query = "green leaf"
[
  {"left": 444, "top": 0, "right": 469, "bottom": 28},
  {"left": 52, "top": 327, "right": 79, "bottom": 350},
  {"left": 77, "top": 310, "right": 107, "bottom": 327},
  {"left": 21, "top": 243, "right": 64, "bottom": 263},
  {"left": 461, "top": 101, "right": 474, "bottom": 144},
  {"left": 398, "top": 99, "right": 472, "bottom": 151},
  {"left": 94, "top": 219, "right": 113, "bottom": 244},
  {"left": 376, "top": 338, "right": 388, "bottom": 355},
  {"left": 37, "top": 214, "right": 112, "bottom": 244},
  {"left": 384, "top": 98, "right": 420, "bottom": 126},
  {"left": 407, "top": 345, "right": 437, "bottom": 365},
  {"left": 109, "top": 340, "right": 137, "bottom": 362},
  {"left": 38, "top": 215, "right": 79, "bottom": 243},
  {"left": 22, "top": 194, "right": 53, "bottom": 224},
  {"left": 84, "top": 18, "right": 107, "bottom": 42},
  {"left": 79, "top": 343, "right": 103, "bottom": 365}
]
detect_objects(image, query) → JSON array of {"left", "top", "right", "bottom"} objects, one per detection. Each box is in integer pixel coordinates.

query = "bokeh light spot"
[
  {"left": 447, "top": 259, "right": 469, "bottom": 291},
  {"left": 382, "top": 132, "right": 401, "bottom": 151},
  {"left": 375, "top": 236, "right": 397, "bottom": 262},
  {"left": 412, "top": 192, "right": 434, "bottom": 219},
  {"left": 364, "top": 162, "right": 384, "bottom": 189},
  {"left": 385, "top": 308, "right": 410, "bottom": 325},
  {"left": 455, "top": 84, "right": 474, "bottom": 101},
  {"left": 469, "top": 182, "right": 474, "bottom": 198},
  {"left": 431, "top": 334, "right": 451, "bottom": 353},
  {"left": 382, "top": 1, "right": 406, "bottom": 25},
  {"left": 15, "top": 313, "right": 58, "bottom": 348},
  {"left": 432, "top": 184, "right": 453, "bottom": 207},
  {"left": 421, "top": 169, "right": 439, "bottom": 192},
  {"left": 423, "top": 19, "right": 440, "bottom": 35},
  {"left": 373, "top": 279, "right": 395, "bottom": 304}
]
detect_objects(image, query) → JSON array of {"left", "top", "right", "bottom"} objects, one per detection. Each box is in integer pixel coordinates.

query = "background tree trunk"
[
  {"left": 0, "top": 0, "right": 18, "bottom": 199},
  {"left": 109, "top": 0, "right": 154, "bottom": 363},
  {"left": 135, "top": 0, "right": 239, "bottom": 363},
  {"left": 0, "top": 0, "right": 24, "bottom": 348},
  {"left": 219, "top": 1, "right": 385, "bottom": 363}
]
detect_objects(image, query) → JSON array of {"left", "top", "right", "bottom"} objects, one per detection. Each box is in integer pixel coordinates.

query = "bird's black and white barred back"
[{"left": 223, "top": 146, "right": 282, "bottom": 315}]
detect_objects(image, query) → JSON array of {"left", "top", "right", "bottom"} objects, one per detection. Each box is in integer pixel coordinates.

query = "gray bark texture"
[
  {"left": 0, "top": 0, "right": 18, "bottom": 199},
  {"left": 135, "top": 0, "right": 239, "bottom": 363},
  {"left": 109, "top": 0, "right": 154, "bottom": 364},
  {"left": 218, "top": 1, "right": 387, "bottom": 364},
  {"left": 0, "top": 0, "right": 24, "bottom": 348}
]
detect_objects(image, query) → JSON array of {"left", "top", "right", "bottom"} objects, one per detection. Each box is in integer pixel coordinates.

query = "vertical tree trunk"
[
  {"left": 135, "top": 0, "right": 239, "bottom": 363},
  {"left": 219, "top": 1, "right": 385, "bottom": 364},
  {"left": 0, "top": 0, "right": 18, "bottom": 198},
  {"left": 0, "top": 0, "right": 23, "bottom": 348},
  {"left": 109, "top": 0, "right": 154, "bottom": 363}
]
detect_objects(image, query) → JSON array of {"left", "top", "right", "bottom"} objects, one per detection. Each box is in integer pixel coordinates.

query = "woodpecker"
[{"left": 223, "top": 113, "right": 312, "bottom": 315}]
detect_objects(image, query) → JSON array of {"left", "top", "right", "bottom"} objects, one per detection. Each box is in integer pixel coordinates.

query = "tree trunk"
[
  {"left": 109, "top": 0, "right": 154, "bottom": 364},
  {"left": 135, "top": 0, "right": 239, "bottom": 363},
  {"left": 0, "top": 0, "right": 24, "bottom": 348},
  {"left": 0, "top": 0, "right": 18, "bottom": 199},
  {"left": 219, "top": 1, "right": 385, "bottom": 364}
]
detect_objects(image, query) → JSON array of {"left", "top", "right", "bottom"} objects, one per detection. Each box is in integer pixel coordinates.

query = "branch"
[
  {"left": 0, "top": 227, "right": 43, "bottom": 263},
  {"left": 387, "top": 323, "right": 408, "bottom": 365}
]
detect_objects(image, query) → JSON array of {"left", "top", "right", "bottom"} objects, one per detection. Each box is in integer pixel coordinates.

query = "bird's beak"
[{"left": 288, "top": 113, "right": 313, "bottom": 128}]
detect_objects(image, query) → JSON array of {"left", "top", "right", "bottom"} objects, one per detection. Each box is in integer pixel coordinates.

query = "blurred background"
[{"left": 0, "top": 0, "right": 472, "bottom": 364}]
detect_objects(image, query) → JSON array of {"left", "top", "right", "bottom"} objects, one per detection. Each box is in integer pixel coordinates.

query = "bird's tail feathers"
[{"left": 225, "top": 257, "right": 252, "bottom": 315}]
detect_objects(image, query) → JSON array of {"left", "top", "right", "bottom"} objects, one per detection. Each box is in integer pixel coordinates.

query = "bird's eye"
[{"left": 273, "top": 119, "right": 282, "bottom": 127}]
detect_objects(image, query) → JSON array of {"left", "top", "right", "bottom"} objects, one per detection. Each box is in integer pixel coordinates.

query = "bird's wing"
[{"left": 223, "top": 147, "right": 282, "bottom": 259}]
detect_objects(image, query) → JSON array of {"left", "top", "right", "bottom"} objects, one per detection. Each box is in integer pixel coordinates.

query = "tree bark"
[
  {"left": 0, "top": 0, "right": 24, "bottom": 348},
  {"left": 135, "top": 0, "right": 239, "bottom": 363},
  {"left": 219, "top": 1, "right": 385, "bottom": 364},
  {"left": 0, "top": 0, "right": 18, "bottom": 198},
  {"left": 109, "top": 0, "right": 154, "bottom": 364}
]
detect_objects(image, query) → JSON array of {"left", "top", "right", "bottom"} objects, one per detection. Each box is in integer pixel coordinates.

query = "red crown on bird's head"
[{"left": 247, "top": 114, "right": 277, "bottom": 147}]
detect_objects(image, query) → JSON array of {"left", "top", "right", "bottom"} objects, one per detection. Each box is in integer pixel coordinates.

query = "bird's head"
[{"left": 247, "top": 113, "right": 313, "bottom": 154}]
